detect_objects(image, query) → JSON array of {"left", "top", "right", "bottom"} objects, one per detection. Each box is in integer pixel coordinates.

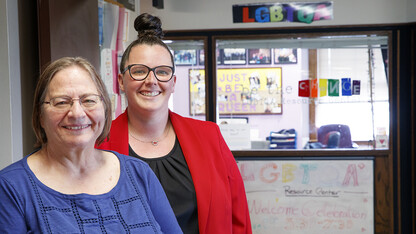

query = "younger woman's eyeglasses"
[{"left": 122, "top": 64, "right": 174, "bottom": 82}]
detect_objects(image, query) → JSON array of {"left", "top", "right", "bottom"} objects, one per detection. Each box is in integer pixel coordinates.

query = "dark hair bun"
[{"left": 134, "top": 13, "right": 164, "bottom": 39}]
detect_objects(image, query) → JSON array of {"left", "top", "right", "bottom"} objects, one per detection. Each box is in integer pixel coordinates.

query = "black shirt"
[{"left": 129, "top": 138, "right": 199, "bottom": 234}]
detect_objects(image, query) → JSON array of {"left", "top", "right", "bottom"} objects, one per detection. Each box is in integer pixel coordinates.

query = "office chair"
[{"left": 317, "top": 124, "right": 353, "bottom": 148}]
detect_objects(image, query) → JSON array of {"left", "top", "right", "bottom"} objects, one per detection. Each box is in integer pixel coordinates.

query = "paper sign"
[
  {"left": 375, "top": 135, "right": 388, "bottom": 148},
  {"left": 219, "top": 124, "right": 251, "bottom": 150},
  {"left": 328, "top": 79, "right": 339, "bottom": 96}
]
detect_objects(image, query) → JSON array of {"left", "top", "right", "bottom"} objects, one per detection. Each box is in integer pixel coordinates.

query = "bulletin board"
[
  {"left": 189, "top": 68, "right": 282, "bottom": 115},
  {"left": 236, "top": 159, "right": 374, "bottom": 234}
]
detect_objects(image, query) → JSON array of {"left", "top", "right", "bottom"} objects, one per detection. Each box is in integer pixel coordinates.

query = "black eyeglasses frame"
[{"left": 121, "top": 64, "right": 175, "bottom": 82}]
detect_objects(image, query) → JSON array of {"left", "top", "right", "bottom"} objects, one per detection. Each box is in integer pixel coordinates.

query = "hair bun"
[{"left": 134, "top": 13, "right": 164, "bottom": 39}]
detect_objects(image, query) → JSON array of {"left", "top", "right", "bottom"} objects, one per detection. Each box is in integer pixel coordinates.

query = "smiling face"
[
  {"left": 41, "top": 65, "right": 105, "bottom": 149},
  {"left": 118, "top": 44, "right": 176, "bottom": 116}
]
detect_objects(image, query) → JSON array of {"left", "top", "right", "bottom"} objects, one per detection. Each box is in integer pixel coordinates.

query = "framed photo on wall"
[
  {"left": 223, "top": 48, "right": 246, "bottom": 65},
  {"left": 274, "top": 48, "right": 298, "bottom": 64},
  {"left": 174, "top": 49, "right": 197, "bottom": 66},
  {"left": 248, "top": 48, "right": 271, "bottom": 64}
]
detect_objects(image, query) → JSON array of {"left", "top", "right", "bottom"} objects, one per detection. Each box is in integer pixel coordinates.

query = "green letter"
[
  {"left": 297, "top": 6, "right": 314, "bottom": 24},
  {"left": 270, "top": 6, "right": 284, "bottom": 22}
]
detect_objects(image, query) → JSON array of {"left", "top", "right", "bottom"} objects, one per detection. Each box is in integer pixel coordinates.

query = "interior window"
[
  {"left": 215, "top": 34, "right": 389, "bottom": 150},
  {"left": 165, "top": 35, "right": 390, "bottom": 151}
]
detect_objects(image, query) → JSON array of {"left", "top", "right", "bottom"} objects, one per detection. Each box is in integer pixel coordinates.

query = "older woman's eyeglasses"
[
  {"left": 43, "top": 94, "right": 102, "bottom": 112},
  {"left": 122, "top": 64, "right": 174, "bottom": 82}
]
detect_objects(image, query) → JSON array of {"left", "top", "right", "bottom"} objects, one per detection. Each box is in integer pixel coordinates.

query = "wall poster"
[
  {"left": 189, "top": 67, "right": 282, "bottom": 115},
  {"left": 237, "top": 159, "right": 374, "bottom": 234},
  {"left": 189, "top": 69, "right": 206, "bottom": 115}
]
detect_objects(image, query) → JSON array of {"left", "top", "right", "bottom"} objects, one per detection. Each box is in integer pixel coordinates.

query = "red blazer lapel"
[
  {"left": 99, "top": 110, "right": 130, "bottom": 155},
  {"left": 169, "top": 111, "right": 212, "bottom": 233}
]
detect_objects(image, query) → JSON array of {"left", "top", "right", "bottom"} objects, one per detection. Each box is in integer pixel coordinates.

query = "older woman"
[{"left": 0, "top": 57, "right": 182, "bottom": 233}]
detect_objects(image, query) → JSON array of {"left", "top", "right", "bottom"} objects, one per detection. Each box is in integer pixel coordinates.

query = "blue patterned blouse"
[{"left": 0, "top": 150, "right": 182, "bottom": 234}]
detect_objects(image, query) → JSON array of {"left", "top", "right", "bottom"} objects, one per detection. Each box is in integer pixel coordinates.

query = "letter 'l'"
[{"left": 243, "top": 7, "right": 255, "bottom": 22}]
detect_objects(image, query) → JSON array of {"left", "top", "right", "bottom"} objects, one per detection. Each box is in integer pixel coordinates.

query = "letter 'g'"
[{"left": 255, "top": 7, "right": 270, "bottom": 22}]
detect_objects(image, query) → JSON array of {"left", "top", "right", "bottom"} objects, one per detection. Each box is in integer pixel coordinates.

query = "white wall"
[
  {"left": 0, "top": 0, "right": 23, "bottom": 169},
  {"left": 141, "top": 0, "right": 413, "bottom": 30},
  {"left": 408, "top": 0, "right": 416, "bottom": 22}
]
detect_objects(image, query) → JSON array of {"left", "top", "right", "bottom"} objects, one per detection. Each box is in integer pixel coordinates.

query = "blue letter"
[{"left": 255, "top": 7, "right": 270, "bottom": 22}]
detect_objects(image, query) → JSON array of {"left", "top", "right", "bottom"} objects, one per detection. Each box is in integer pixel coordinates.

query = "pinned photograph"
[
  {"left": 174, "top": 49, "right": 197, "bottom": 65},
  {"left": 274, "top": 48, "right": 297, "bottom": 64}
]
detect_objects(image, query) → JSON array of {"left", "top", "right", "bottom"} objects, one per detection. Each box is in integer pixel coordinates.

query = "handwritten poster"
[{"left": 237, "top": 160, "right": 374, "bottom": 234}]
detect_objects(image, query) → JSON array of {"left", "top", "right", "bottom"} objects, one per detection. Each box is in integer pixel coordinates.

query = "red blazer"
[{"left": 97, "top": 110, "right": 252, "bottom": 234}]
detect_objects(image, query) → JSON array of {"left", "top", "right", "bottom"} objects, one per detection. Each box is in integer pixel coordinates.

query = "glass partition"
[
  {"left": 215, "top": 34, "right": 389, "bottom": 151},
  {"left": 164, "top": 39, "right": 206, "bottom": 121}
]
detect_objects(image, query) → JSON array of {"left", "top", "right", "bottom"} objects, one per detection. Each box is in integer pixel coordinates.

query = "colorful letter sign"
[
  {"left": 298, "top": 78, "right": 361, "bottom": 98},
  {"left": 233, "top": 2, "right": 333, "bottom": 24}
]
